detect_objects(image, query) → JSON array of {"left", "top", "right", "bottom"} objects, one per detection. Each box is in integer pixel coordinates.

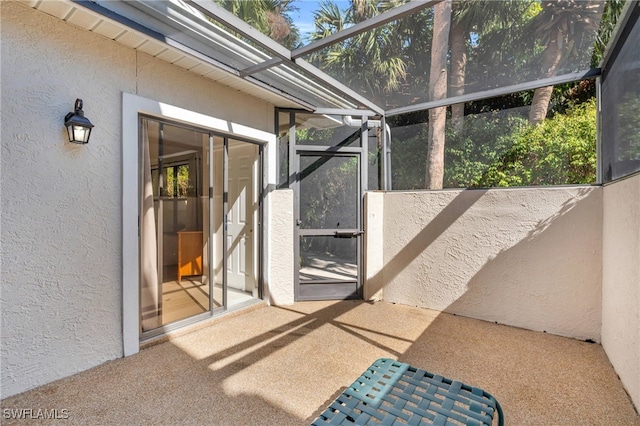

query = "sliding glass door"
[{"left": 139, "top": 118, "right": 261, "bottom": 336}]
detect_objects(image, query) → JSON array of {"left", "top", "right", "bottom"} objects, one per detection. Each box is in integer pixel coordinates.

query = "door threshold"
[{"left": 140, "top": 300, "right": 266, "bottom": 350}]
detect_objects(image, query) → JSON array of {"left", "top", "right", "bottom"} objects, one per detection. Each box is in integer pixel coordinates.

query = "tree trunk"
[
  {"left": 529, "top": 85, "right": 555, "bottom": 124},
  {"left": 529, "top": 28, "right": 564, "bottom": 124},
  {"left": 426, "top": 0, "right": 452, "bottom": 189},
  {"left": 450, "top": 20, "right": 467, "bottom": 132},
  {"left": 427, "top": 107, "right": 448, "bottom": 188}
]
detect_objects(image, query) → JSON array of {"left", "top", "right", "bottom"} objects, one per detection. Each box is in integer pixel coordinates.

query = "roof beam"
[
  {"left": 240, "top": 0, "right": 442, "bottom": 77},
  {"left": 182, "top": 0, "right": 400, "bottom": 112},
  {"left": 294, "top": 58, "right": 385, "bottom": 115},
  {"left": 291, "top": 0, "right": 442, "bottom": 59},
  {"left": 186, "top": 0, "right": 291, "bottom": 60},
  {"left": 239, "top": 57, "right": 283, "bottom": 77},
  {"left": 314, "top": 108, "right": 378, "bottom": 117},
  {"left": 244, "top": 76, "right": 316, "bottom": 110},
  {"left": 385, "top": 69, "right": 601, "bottom": 116}
]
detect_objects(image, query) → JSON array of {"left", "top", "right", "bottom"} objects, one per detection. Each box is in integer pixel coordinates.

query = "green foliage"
[
  {"left": 162, "top": 164, "right": 192, "bottom": 197},
  {"left": 283, "top": 1, "right": 609, "bottom": 190},
  {"left": 214, "top": 0, "right": 300, "bottom": 48},
  {"left": 592, "top": 0, "right": 627, "bottom": 67},
  {"left": 444, "top": 110, "right": 530, "bottom": 187},
  {"left": 453, "top": 99, "right": 597, "bottom": 187},
  {"left": 391, "top": 99, "right": 597, "bottom": 189},
  {"left": 389, "top": 122, "right": 428, "bottom": 189}
]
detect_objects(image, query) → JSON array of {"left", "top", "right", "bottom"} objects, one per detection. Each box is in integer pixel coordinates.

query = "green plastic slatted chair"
[{"left": 312, "top": 358, "right": 504, "bottom": 426}]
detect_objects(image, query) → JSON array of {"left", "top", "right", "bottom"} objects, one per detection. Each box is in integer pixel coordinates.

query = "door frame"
[
  {"left": 138, "top": 122, "right": 265, "bottom": 341},
  {"left": 122, "top": 93, "right": 274, "bottom": 356},
  {"left": 281, "top": 110, "right": 370, "bottom": 301}
]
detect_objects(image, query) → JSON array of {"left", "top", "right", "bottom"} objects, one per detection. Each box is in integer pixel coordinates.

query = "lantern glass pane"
[{"left": 72, "top": 125, "right": 89, "bottom": 143}]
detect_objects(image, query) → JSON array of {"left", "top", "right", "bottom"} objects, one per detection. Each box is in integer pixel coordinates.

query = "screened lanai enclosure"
[
  {"left": 91, "top": 0, "right": 640, "bottom": 188},
  {"left": 4, "top": 0, "right": 640, "bottom": 416},
  {"left": 175, "top": 0, "right": 636, "bottom": 299},
  {"left": 75, "top": 0, "right": 639, "bottom": 317}
]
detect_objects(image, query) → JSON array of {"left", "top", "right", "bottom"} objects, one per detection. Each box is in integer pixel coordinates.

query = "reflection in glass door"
[
  {"left": 139, "top": 119, "right": 261, "bottom": 336},
  {"left": 140, "top": 119, "right": 219, "bottom": 333}
]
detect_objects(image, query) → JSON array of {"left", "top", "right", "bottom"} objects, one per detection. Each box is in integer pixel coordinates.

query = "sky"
[
  {"left": 289, "top": 0, "right": 352, "bottom": 43},
  {"left": 291, "top": 0, "right": 320, "bottom": 40}
]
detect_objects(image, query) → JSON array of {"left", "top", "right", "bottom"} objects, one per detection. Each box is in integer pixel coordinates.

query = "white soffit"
[{"left": 23, "top": 0, "right": 309, "bottom": 110}]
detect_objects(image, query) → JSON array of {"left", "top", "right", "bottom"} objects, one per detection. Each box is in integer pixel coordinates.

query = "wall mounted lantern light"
[{"left": 64, "top": 99, "right": 94, "bottom": 144}]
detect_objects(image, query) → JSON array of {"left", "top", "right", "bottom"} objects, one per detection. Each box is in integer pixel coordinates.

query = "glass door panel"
[
  {"left": 297, "top": 153, "right": 361, "bottom": 300},
  {"left": 140, "top": 120, "right": 263, "bottom": 336},
  {"left": 300, "top": 236, "right": 358, "bottom": 281},
  {"left": 299, "top": 154, "right": 358, "bottom": 230},
  {"left": 140, "top": 119, "right": 212, "bottom": 332},
  {"left": 211, "top": 136, "right": 224, "bottom": 309}
]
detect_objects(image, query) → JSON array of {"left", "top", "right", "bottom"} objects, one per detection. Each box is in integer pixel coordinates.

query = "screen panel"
[{"left": 600, "top": 5, "right": 640, "bottom": 183}]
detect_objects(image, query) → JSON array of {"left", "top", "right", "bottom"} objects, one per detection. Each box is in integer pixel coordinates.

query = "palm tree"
[
  {"left": 308, "top": 0, "right": 408, "bottom": 106},
  {"left": 309, "top": 0, "right": 452, "bottom": 188},
  {"left": 449, "top": 0, "right": 534, "bottom": 131},
  {"left": 528, "top": 0, "right": 602, "bottom": 124},
  {"left": 215, "top": 0, "right": 300, "bottom": 49},
  {"left": 592, "top": 0, "right": 626, "bottom": 66},
  {"left": 425, "top": 0, "right": 452, "bottom": 189}
]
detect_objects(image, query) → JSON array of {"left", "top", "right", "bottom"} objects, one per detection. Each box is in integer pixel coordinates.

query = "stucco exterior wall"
[
  {"left": 1, "top": 2, "right": 274, "bottom": 398},
  {"left": 266, "top": 189, "right": 294, "bottom": 305},
  {"left": 370, "top": 187, "right": 603, "bottom": 341},
  {"left": 602, "top": 174, "right": 640, "bottom": 411},
  {"left": 364, "top": 192, "right": 384, "bottom": 301}
]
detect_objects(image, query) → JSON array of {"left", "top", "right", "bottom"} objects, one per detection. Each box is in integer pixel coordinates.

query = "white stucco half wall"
[
  {"left": 366, "top": 186, "right": 603, "bottom": 341},
  {"left": 364, "top": 192, "right": 385, "bottom": 301},
  {"left": 602, "top": 173, "right": 640, "bottom": 411},
  {"left": 266, "top": 189, "right": 295, "bottom": 305}
]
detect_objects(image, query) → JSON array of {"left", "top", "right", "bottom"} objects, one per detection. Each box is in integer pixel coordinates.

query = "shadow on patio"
[{"left": 2, "top": 300, "right": 638, "bottom": 425}]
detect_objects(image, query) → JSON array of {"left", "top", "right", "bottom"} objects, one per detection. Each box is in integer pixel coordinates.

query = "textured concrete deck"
[{"left": 2, "top": 300, "right": 639, "bottom": 425}]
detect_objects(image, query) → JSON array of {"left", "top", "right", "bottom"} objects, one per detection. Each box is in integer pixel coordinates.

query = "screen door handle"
[{"left": 334, "top": 231, "right": 364, "bottom": 238}]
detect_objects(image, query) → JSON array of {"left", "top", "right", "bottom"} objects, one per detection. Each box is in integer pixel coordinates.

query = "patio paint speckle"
[{"left": 2, "top": 301, "right": 638, "bottom": 425}]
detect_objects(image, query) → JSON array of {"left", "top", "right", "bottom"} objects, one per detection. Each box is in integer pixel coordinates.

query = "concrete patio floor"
[{"left": 2, "top": 300, "right": 639, "bottom": 425}]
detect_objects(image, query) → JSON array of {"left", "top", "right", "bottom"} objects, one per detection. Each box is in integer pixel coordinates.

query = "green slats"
[{"left": 312, "top": 358, "right": 504, "bottom": 426}]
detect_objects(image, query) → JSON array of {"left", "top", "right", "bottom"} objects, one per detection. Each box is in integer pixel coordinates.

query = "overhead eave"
[{"left": 22, "top": 0, "right": 356, "bottom": 111}]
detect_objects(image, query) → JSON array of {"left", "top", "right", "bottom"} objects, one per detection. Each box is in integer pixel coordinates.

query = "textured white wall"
[
  {"left": 602, "top": 174, "right": 640, "bottom": 411},
  {"left": 135, "top": 53, "right": 272, "bottom": 127},
  {"left": 1, "top": 2, "right": 273, "bottom": 398},
  {"left": 364, "top": 192, "right": 384, "bottom": 301},
  {"left": 1, "top": 1, "right": 134, "bottom": 399},
  {"left": 374, "top": 187, "right": 603, "bottom": 341},
  {"left": 266, "top": 190, "right": 294, "bottom": 305}
]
